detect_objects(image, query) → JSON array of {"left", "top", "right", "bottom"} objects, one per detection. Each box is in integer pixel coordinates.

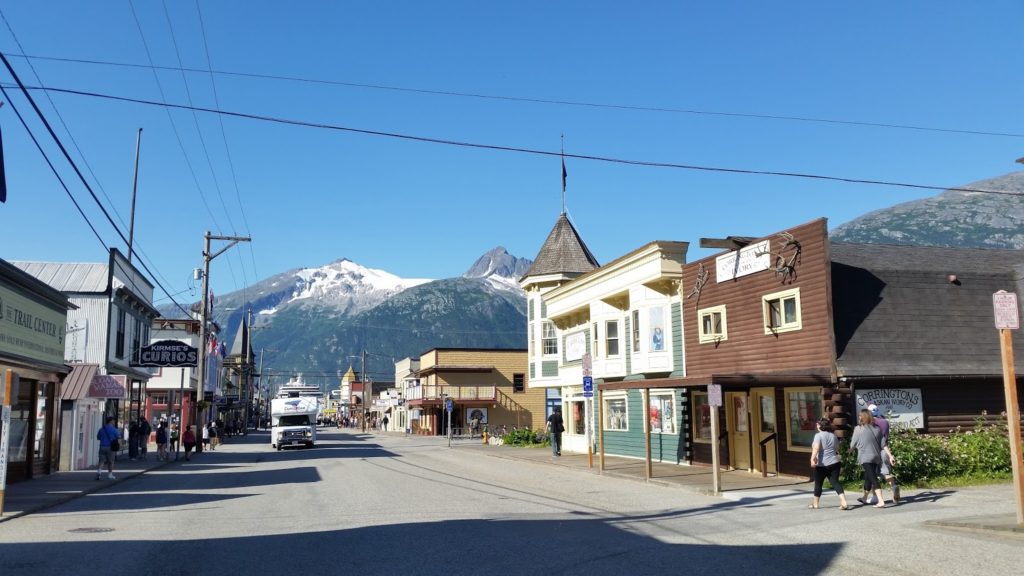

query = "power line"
[
  {"left": 8, "top": 51, "right": 1022, "bottom": 140},
  {"left": 12, "top": 81, "right": 1023, "bottom": 198},
  {"left": 0, "top": 9, "right": 181, "bottom": 298},
  {"left": 0, "top": 52, "right": 192, "bottom": 318}
]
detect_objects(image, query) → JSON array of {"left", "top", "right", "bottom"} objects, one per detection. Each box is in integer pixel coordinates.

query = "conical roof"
[{"left": 522, "top": 213, "right": 599, "bottom": 279}]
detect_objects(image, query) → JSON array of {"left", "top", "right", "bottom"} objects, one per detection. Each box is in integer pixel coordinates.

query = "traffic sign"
[
  {"left": 583, "top": 391, "right": 593, "bottom": 398},
  {"left": 583, "top": 376, "right": 593, "bottom": 393},
  {"left": 994, "top": 291, "right": 1020, "bottom": 330},
  {"left": 446, "top": 399, "right": 453, "bottom": 413},
  {"left": 582, "top": 353, "right": 592, "bottom": 377}
]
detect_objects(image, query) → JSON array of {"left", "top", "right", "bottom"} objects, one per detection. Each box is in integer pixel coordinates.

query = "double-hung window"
[
  {"left": 542, "top": 321, "right": 558, "bottom": 355},
  {"left": 763, "top": 288, "right": 802, "bottom": 334},
  {"left": 631, "top": 310, "right": 640, "bottom": 352},
  {"left": 697, "top": 305, "right": 727, "bottom": 344},
  {"left": 605, "top": 320, "right": 620, "bottom": 356}
]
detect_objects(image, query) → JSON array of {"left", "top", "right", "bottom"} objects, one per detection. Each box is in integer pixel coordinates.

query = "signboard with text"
[
  {"left": 0, "top": 283, "right": 67, "bottom": 366},
  {"left": 131, "top": 339, "right": 198, "bottom": 367},
  {"left": 994, "top": 291, "right": 1020, "bottom": 330}
]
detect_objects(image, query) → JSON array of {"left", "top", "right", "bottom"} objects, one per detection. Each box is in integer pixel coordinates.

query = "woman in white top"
[{"left": 809, "top": 418, "right": 850, "bottom": 510}]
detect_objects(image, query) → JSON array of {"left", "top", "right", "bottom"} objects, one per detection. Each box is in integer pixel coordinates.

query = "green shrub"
[
  {"left": 503, "top": 427, "right": 548, "bottom": 447},
  {"left": 838, "top": 414, "right": 1015, "bottom": 488}
]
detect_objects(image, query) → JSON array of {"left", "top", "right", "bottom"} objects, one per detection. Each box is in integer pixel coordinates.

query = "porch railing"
[{"left": 405, "top": 385, "right": 496, "bottom": 402}]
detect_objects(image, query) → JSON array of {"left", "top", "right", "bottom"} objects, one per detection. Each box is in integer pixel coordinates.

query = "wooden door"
[
  {"left": 751, "top": 388, "right": 778, "bottom": 475},
  {"left": 725, "top": 392, "right": 751, "bottom": 470}
]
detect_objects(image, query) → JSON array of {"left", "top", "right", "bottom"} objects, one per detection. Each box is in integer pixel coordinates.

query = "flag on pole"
[{"left": 561, "top": 156, "right": 567, "bottom": 193}]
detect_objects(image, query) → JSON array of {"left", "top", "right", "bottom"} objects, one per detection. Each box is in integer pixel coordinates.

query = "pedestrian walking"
[
  {"left": 208, "top": 421, "right": 219, "bottom": 450},
  {"left": 170, "top": 423, "right": 180, "bottom": 456},
  {"left": 851, "top": 408, "right": 891, "bottom": 508},
  {"left": 546, "top": 407, "right": 565, "bottom": 457},
  {"left": 381, "top": 415, "right": 389, "bottom": 431},
  {"left": 128, "top": 419, "right": 140, "bottom": 460},
  {"left": 868, "top": 403, "right": 901, "bottom": 504},
  {"left": 138, "top": 417, "right": 152, "bottom": 461},
  {"left": 155, "top": 421, "right": 169, "bottom": 461},
  {"left": 809, "top": 418, "right": 850, "bottom": 510},
  {"left": 202, "top": 421, "right": 210, "bottom": 449},
  {"left": 96, "top": 416, "right": 119, "bottom": 480},
  {"left": 183, "top": 425, "right": 197, "bottom": 460}
]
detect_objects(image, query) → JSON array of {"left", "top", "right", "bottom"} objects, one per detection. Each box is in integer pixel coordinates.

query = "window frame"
[
  {"left": 542, "top": 321, "right": 558, "bottom": 356},
  {"left": 605, "top": 320, "right": 620, "bottom": 357},
  {"left": 512, "top": 373, "right": 525, "bottom": 393},
  {"left": 603, "top": 392, "right": 629, "bottom": 432},
  {"left": 649, "top": 390, "right": 677, "bottom": 435},
  {"left": 632, "top": 309, "right": 641, "bottom": 353},
  {"left": 692, "top": 392, "right": 713, "bottom": 443},
  {"left": 115, "top": 307, "right": 126, "bottom": 359},
  {"left": 697, "top": 305, "right": 728, "bottom": 344},
  {"left": 592, "top": 322, "right": 599, "bottom": 359},
  {"left": 763, "top": 287, "right": 802, "bottom": 335},
  {"left": 784, "top": 386, "right": 821, "bottom": 452}
]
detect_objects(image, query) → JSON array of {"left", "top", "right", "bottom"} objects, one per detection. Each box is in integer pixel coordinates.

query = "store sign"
[
  {"left": 0, "top": 283, "right": 67, "bottom": 366},
  {"left": 132, "top": 339, "right": 198, "bottom": 367},
  {"left": 88, "top": 374, "right": 127, "bottom": 399},
  {"left": 564, "top": 331, "right": 585, "bottom": 362},
  {"left": 856, "top": 388, "right": 923, "bottom": 429},
  {"left": 716, "top": 240, "right": 770, "bottom": 282}
]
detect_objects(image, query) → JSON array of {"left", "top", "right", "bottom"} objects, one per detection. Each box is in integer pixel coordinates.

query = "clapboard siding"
[{"left": 683, "top": 219, "right": 835, "bottom": 377}]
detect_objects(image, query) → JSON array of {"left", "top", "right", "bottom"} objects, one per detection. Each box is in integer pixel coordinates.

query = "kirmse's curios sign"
[{"left": 131, "top": 339, "right": 198, "bottom": 367}]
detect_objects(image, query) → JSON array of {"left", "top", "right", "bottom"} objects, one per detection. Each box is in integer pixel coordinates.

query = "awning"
[
  {"left": 88, "top": 374, "right": 127, "bottom": 399},
  {"left": 62, "top": 364, "right": 99, "bottom": 400}
]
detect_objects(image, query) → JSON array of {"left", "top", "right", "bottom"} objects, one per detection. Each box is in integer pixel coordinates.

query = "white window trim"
[
  {"left": 692, "top": 391, "right": 712, "bottom": 444},
  {"left": 649, "top": 390, "right": 678, "bottom": 435},
  {"left": 542, "top": 321, "right": 558, "bottom": 356},
  {"left": 763, "top": 287, "right": 802, "bottom": 335},
  {"left": 603, "top": 391, "right": 629, "bottom": 432},
  {"left": 697, "top": 305, "right": 728, "bottom": 344},
  {"left": 783, "top": 386, "right": 819, "bottom": 453},
  {"left": 605, "top": 319, "right": 621, "bottom": 357}
]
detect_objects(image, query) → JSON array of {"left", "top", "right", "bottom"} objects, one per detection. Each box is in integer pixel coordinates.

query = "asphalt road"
[{"left": 0, "top": 429, "right": 1019, "bottom": 575}]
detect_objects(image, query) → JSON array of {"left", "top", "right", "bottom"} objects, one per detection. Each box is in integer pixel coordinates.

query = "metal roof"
[{"left": 10, "top": 261, "right": 109, "bottom": 293}]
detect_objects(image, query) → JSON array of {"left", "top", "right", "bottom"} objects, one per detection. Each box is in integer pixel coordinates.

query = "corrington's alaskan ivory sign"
[
  {"left": 856, "top": 388, "right": 924, "bottom": 429},
  {"left": 716, "top": 240, "right": 771, "bottom": 282}
]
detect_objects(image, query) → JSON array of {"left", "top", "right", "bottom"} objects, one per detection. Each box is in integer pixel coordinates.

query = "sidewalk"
[{"left": 1, "top": 443, "right": 208, "bottom": 523}]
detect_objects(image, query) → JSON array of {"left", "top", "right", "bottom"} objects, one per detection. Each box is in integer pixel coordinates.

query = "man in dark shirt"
[
  {"left": 869, "top": 404, "right": 899, "bottom": 504},
  {"left": 546, "top": 408, "right": 565, "bottom": 457}
]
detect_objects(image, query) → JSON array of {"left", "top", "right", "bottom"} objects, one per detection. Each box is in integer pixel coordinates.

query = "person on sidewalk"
[
  {"left": 138, "top": 417, "right": 152, "bottom": 461},
  {"left": 96, "top": 416, "right": 119, "bottom": 480},
  {"left": 128, "top": 419, "right": 140, "bottom": 460},
  {"left": 381, "top": 415, "right": 389, "bottom": 432},
  {"left": 202, "top": 421, "right": 210, "bottom": 449},
  {"left": 155, "top": 421, "right": 169, "bottom": 461},
  {"left": 868, "top": 403, "right": 900, "bottom": 504},
  {"left": 809, "top": 418, "right": 850, "bottom": 510},
  {"left": 208, "top": 421, "right": 219, "bottom": 450},
  {"left": 546, "top": 407, "right": 565, "bottom": 457},
  {"left": 183, "top": 425, "right": 197, "bottom": 460},
  {"left": 851, "top": 409, "right": 889, "bottom": 508}
]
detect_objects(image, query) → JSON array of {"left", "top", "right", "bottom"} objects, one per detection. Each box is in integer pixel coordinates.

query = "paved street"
[{"left": 0, "top": 429, "right": 1020, "bottom": 576}]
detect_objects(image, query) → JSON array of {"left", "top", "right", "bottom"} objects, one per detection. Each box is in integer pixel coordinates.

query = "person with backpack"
[
  {"left": 183, "top": 425, "right": 197, "bottom": 460},
  {"left": 808, "top": 418, "right": 850, "bottom": 510},
  {"left": 545, "top": 407, "right": 565, "bottom": 457},
  {"left": 96, "top": 417, "right": 119, "bottom": 480}
]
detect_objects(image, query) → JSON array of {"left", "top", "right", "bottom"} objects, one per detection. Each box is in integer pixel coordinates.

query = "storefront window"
[
  {"left": 8, "top": 379, "right": 32, "bottom": 462},
  {"left": 34, "top": 387, "right": 48, "bottom": 459},
  {"left": 571, "top": 400, "right": 585, "bottom": 435},
  {"left": 604, "top": 395, "right": 628, "bottom": 431},
  {"left": 785, "top": 387, "right": 822, "bottom": 450},
  {"left": 692, "top": 392, "right": 712, "bottom": 442},
  {"left": 649, "top": 392, "right": 675, "bottom": 434}
]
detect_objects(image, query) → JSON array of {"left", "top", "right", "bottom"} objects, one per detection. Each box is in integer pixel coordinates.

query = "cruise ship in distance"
[{"left": 275, "top": 375, "right": 323, "bottom": 399}]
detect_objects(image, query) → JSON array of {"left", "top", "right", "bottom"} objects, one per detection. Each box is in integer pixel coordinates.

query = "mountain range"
[{"left": 160, "top": 246, "right": 532, "bottom": 388}]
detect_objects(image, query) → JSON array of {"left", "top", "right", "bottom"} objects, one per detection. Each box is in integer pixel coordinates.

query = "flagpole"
[{"left": 560, "top": 134, "right": 567, "bottom": 214}]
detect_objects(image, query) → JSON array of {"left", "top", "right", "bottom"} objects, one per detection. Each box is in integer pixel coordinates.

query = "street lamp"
[{"left": 194, "top": 232, "right": 250, "bottom": 453}]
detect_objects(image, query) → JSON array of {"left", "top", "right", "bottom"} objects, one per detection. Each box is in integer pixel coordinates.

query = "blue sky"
[{"left": 1, "top": 1, "right": 1021, "bottom": 310}]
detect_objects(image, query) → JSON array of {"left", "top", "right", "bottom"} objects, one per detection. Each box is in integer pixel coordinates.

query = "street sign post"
[
  {"left": 993, "top": 291, "right": 1023, "bottom": 525},
  {"left": 707, "top": 384, "right": 723, "bottom": 495}
]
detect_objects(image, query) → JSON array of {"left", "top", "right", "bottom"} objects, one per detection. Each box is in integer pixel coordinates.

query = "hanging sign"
[{"left": 131, "top": 340, "right": 198, "bottom": 367}]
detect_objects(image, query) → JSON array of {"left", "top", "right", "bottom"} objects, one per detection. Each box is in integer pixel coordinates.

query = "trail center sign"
[{"left": 131, "top": 339, "right": 198, "bottom": 368}]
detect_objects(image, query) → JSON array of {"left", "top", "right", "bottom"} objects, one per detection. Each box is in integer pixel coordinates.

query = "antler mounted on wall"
[
  {"left": 686, "top": 262, "right": 710, "bottom": 306},
  {"left": 756, "top": 232, "right": 802, "bottom": 283}
]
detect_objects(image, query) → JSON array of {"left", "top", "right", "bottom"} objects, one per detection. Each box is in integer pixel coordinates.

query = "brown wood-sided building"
[{"left": 680, "top": 218, "right": 1024, "bottom": 478}]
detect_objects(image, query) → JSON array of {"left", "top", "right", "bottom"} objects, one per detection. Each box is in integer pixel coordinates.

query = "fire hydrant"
[{"left": 482, "top": 430, "right": 489, "bottom": 445}]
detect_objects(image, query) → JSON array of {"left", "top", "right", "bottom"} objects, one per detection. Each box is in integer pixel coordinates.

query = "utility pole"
[
  {"left": 361, "top": 349, "right": 368, "bottom": 432},
  {"left": 243, "top": 307, "right": 254, "bottom": 434},
  {"left": 127, "top": 128, "right": 142, "bottom": 263},
  {"left": 194, "top": 232, "right": 250, "bottom": 453}
]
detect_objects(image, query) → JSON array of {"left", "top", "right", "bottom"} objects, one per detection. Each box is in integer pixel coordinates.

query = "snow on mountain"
[{"left": 258, "top": 258, "right": 431, "bottom": 317}]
